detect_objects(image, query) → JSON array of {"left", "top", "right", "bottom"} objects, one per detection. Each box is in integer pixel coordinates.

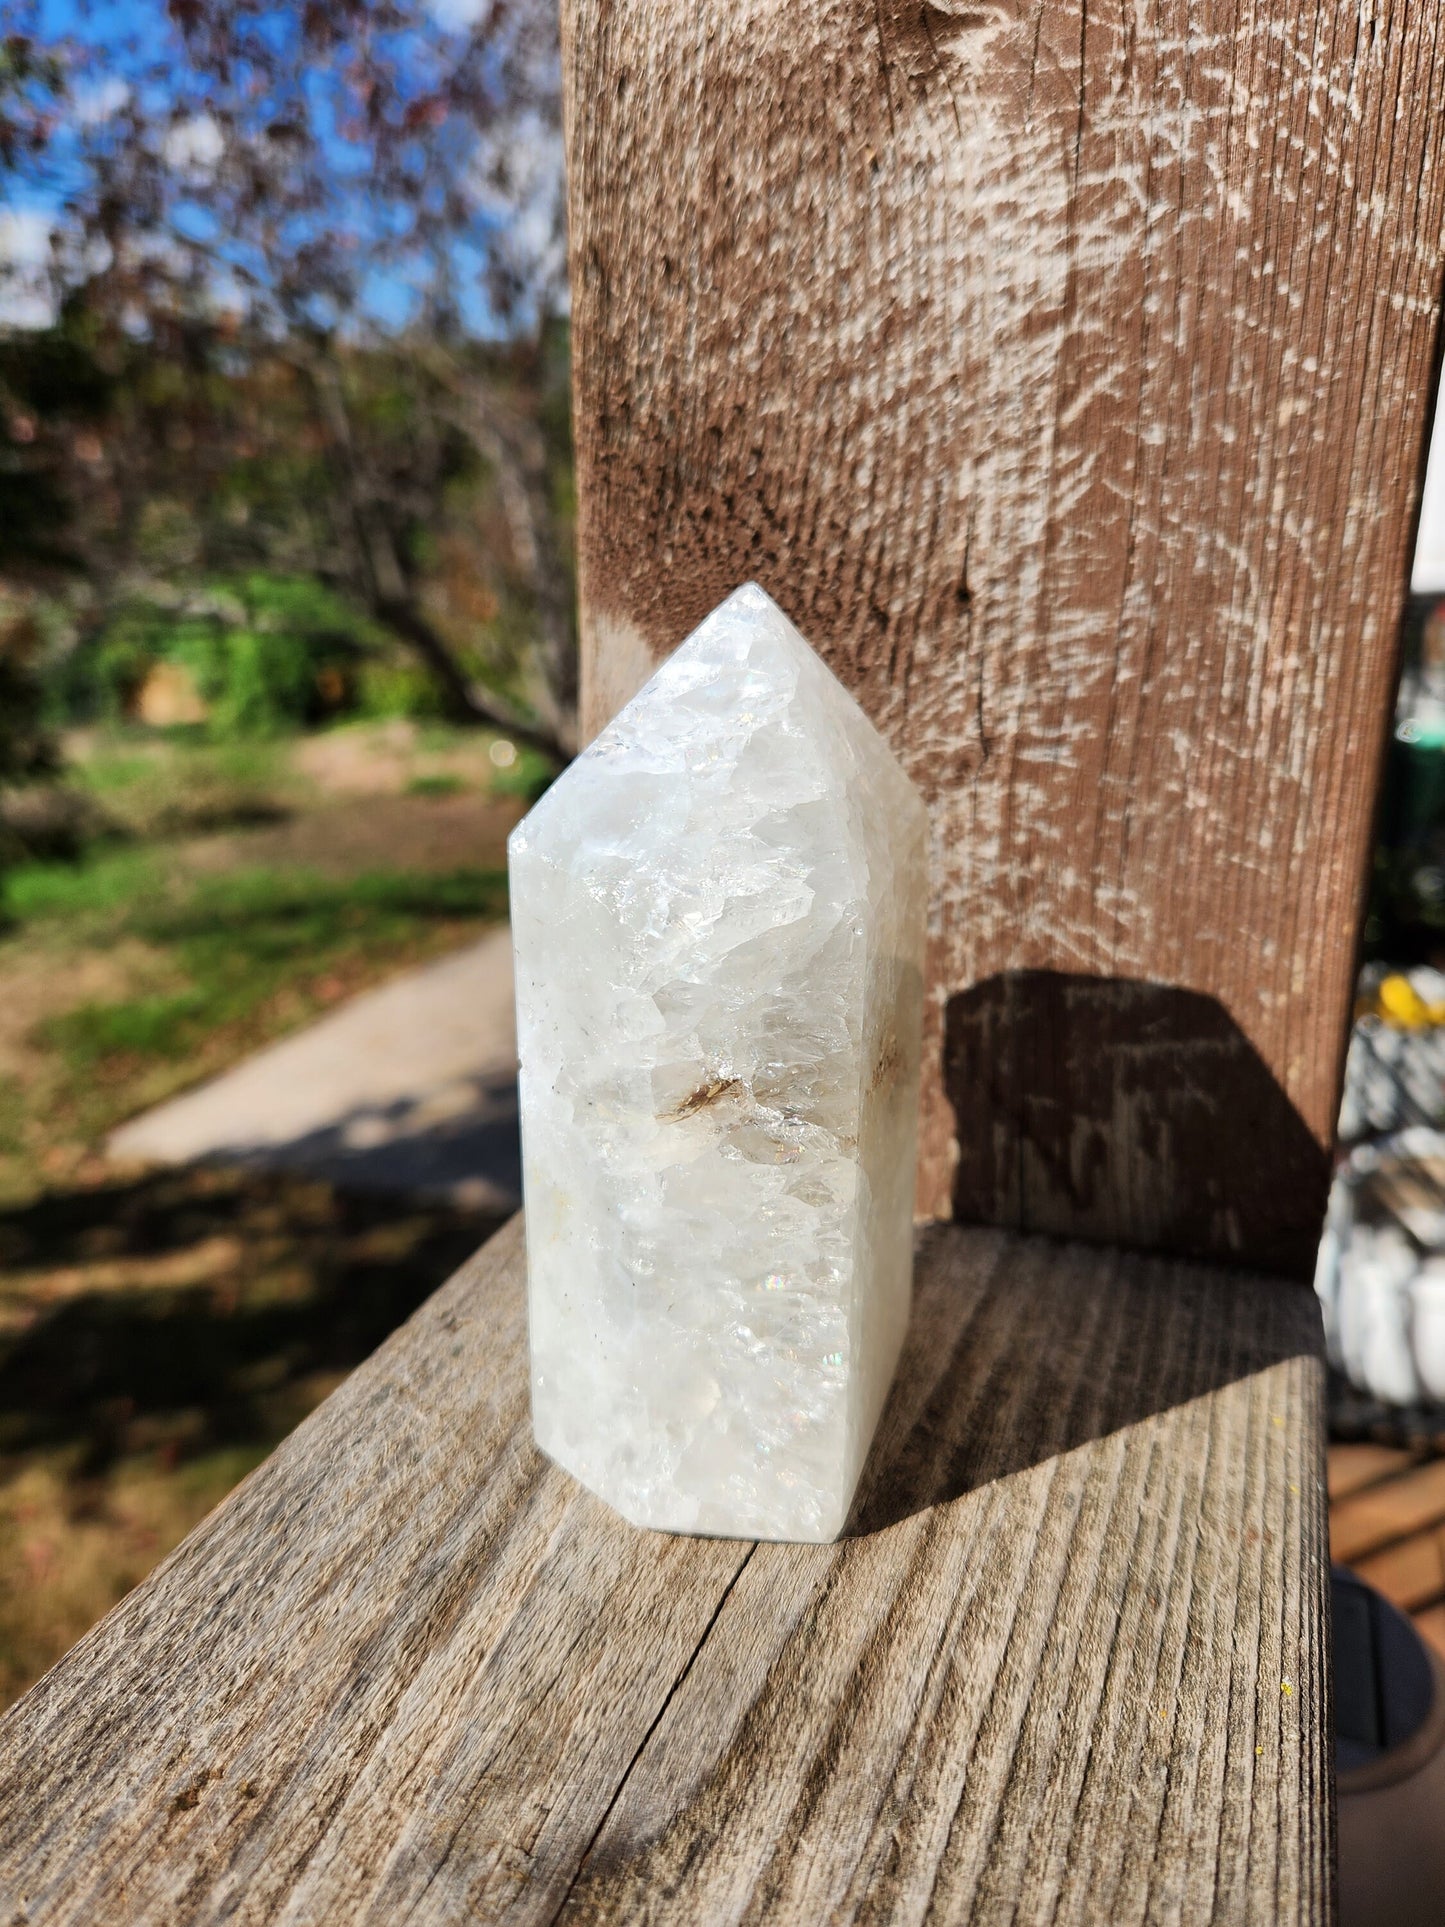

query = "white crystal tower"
[{"left": 508, "top": 584, "right": 928, "bottom": 1542}]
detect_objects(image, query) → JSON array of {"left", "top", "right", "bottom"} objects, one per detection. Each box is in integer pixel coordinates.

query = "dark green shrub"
[{"left": 0, "top": 610, "right": 61, "bottom": 903}]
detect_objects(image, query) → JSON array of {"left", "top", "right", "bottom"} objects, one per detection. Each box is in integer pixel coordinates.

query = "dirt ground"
[{"left": 190, "top": 786, "right": 522, "bottom": 880}]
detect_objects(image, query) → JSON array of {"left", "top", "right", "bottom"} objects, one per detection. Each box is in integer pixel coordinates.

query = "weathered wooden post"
[
  {"left": 565, "top": 0, "right": 1445, "bottom": 1275},
  {"left": 1, "top": 4, "right": 1443, "bottom": 1920}
]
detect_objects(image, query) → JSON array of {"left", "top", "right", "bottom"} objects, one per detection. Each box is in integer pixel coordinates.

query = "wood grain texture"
[
  {"left": 0, "top": 1216, "right": 1332, "bottom": 1924},
  {"left": 561, "top": 0, "right": 1445, "bottom": 1263}
]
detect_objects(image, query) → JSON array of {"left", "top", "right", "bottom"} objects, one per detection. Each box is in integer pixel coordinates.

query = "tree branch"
[{"left": 374, "top": 593, "right": 567, "bottom": 764}]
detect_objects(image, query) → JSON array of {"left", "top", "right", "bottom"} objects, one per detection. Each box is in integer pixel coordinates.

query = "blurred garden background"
[{"left": 0, "top": 0, "right": 571, "bottom": 1704}]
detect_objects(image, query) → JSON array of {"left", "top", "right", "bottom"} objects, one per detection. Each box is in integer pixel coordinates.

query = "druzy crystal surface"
[{"left": 508, "top": 584, "right": 927, "bottom": 1542}]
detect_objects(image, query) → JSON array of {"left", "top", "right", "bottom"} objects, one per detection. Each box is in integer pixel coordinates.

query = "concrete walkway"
[{"left": 109, "top": 927, "right": 520, "bottom": 1212}]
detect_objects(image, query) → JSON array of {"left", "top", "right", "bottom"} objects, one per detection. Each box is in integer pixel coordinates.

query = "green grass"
[
  {"left": 0, "top": 1080, "right": 22, "bottom": 1159},
  {"left": 65, "top": 734, "right": 295, "bottom": 841},
  {"left": 1, "top": 812, "right": 509, "bottom": 1201},
  {"left": 73, "top": 753, "right": 157, "bottom": 794},
  {"left": 5, "top": 847, "right": 164, "bottom": 923},
  {"left": 0, "top": 724, "right": 521, "bottom": 1208},
  {"left": 44, "top": 991, "right": 210, "bottom": 1066},
  {"left": 413, "top": 721, "right": 472, "bottom": 752},
  {"left": 36, "top": 864, "right": 508, "bottom": 1077},
  {"left": 406, "top": 772, "right": 466, "bottom": 798},
  {"left": 75, "top": 734, "right": 284, "bottom": 795}
]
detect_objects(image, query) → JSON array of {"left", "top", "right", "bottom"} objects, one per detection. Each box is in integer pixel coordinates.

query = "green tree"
[
  {"left": 0, "top": 27, "right": 72, "bottom": 887},
  {"left": 0, "top": 606, "right": 59, "bottom": 891},
  {"left": 2, "top": 0, "right": 576, "bottom": 758}
]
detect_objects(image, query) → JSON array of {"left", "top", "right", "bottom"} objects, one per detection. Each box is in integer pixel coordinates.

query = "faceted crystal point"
[{"left": 508, "top": 584, "right": 928, "bottom": 1542}]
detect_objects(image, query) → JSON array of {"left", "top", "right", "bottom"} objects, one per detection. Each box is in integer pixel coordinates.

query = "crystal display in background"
[{"left": 508, "top": 584, "right": 929, "bottom": 1542}]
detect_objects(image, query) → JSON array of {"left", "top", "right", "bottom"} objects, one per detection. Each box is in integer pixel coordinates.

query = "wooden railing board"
[{"left": 0, "top": 1216, "right": 1330, "bottom": 1924}]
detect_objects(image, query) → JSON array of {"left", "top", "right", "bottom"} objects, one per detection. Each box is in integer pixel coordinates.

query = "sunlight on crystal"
[{"left": 509, "top": 584, "right": 928, "bottom": 1542}]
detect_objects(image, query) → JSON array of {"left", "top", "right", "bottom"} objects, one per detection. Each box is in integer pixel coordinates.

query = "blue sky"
[{"left": 2, "top": 0, "right": 564, "bottom": 337}]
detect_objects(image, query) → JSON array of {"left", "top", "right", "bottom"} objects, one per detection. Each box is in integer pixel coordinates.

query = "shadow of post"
[{"left": 943, "top": 972, "right": 1332, "bottom": 1280}]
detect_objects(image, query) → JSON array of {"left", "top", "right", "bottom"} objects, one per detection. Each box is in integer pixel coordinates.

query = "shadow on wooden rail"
[
  {"left": 848, "top": 1219, "right": 1322, "bottom": 1536},
  {"left": 943, "top": 972, "right": 1331, "bottom": 1281},
  {"left": 0, "top": 1214, "right": 1328, "bottom": 1923}
]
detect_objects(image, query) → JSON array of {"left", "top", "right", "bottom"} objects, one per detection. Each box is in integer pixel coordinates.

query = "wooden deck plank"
[
  {"left": 1329, "top": 1458, "right": 1445, "bottom": 1564},
  {"left": 1414, "top": 1604, "right": 1445, "bottom": 1663},
  {"left": 0, "top": 1217, "right": 1330, "bottom": 1924},
  {"left": 1327, "top": 1445, "right": 1445, "bottom": 1664},
  {"left": 1352, "top": 1534, "right": 1445, "bottom": 1615},
  {"left": 1326, "top": 1443, "right": 1417, "bottom": 1501}
]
